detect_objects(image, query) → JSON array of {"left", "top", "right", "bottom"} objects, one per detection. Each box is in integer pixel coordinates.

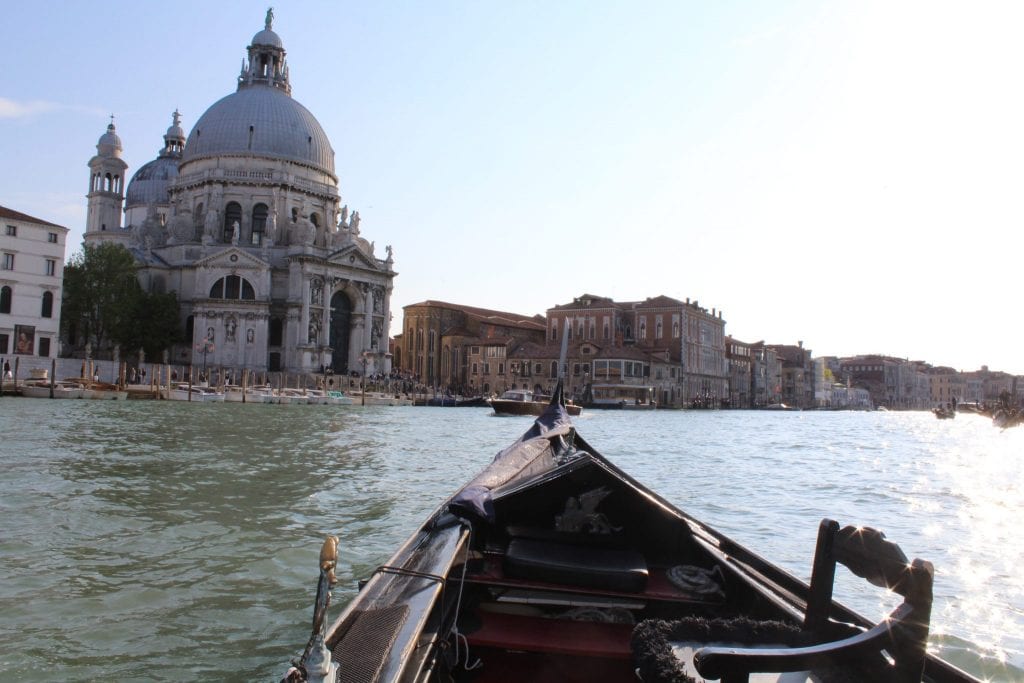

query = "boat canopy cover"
[{"left": 449, "top": 401, "right": 574, "bottom": 523}]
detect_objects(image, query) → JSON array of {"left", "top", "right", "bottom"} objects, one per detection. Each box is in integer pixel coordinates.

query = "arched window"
[
  {"left": 310, "top": 212, "right": 320, "bottom": 228},
  {"left": 185, "top": 315, "right": 194, "bottom": 342},
  {"left": 656, "top": 320, "right": 663, "bottom": 339},
  {"left": 223, "top": 202, "right": 242, "bottom": 242},
  {"left": 251, "top": 203, "right": 268, "bottom": 246},
  {"left": 603, "top": 323, "right": 610, "bottom": 340},
  {"left": 0, "top": 286, "right": 11, "bottom": 314},
  {"left": 639, "top": 321, "right": 646, "bottom": 340},
  {"left": 41, "top": 291, "right": 53, "bottom": 318},
  {"left": 550, "top": 320, "right": 558, "bottom": 341},
  {"left": 104, "top": 173, "right": 112, "bottom": 191},
  {"left": 209, "top": 275, "right": 256, "bottom": 300}
]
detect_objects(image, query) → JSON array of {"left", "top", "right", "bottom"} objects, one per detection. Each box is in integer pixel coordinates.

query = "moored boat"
[
  {"left": 163, "top": 383, "right": 225, "bottom": 402},
  {"left": 488, "top": 388, "right": 582, "bottom": 416},
  {"left": 326, "top": 390, "right": 354, "bottom": 406},
  {"left": 358, "top": 391, "right": 414, "bottom": 406},
  {"left": 283, "top": 384, "right": 980, "bottom": 683},
  {"left": 21, "top": 379, "right": 85, "bottom": 399},
  {"left": 224, "top": 384, "right": 271, "bottom": 403},
  {"left": 583, "top": 382, "right": 656, "bottom": 410}
]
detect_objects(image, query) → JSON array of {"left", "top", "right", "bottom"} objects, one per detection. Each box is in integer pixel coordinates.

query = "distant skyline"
[{"left": 3, "top": 1, "right": 1022, "bottom": 374}]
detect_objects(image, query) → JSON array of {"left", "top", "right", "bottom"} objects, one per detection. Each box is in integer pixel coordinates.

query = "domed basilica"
[{"left": 84, "top": 10, "right": 395, "bottom": 375}]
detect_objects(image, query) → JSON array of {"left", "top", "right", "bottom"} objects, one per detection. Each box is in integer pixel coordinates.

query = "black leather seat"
[{"left": 504, "top": 537, "right": 649, "bottom": 593}]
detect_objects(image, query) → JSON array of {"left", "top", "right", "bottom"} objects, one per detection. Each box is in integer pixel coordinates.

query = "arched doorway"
[{"left": 329, "top": 290, "right": 353, "bottom": 374}]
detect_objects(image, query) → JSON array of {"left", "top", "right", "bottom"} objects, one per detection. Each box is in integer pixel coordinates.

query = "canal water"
[{"left": 0, "top": 399, "right": 1020, "bottom": 682}]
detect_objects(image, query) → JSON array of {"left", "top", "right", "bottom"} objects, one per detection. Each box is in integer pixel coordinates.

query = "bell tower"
[{"left": 85, "top": 116, "right": 129, "bottom": 241}]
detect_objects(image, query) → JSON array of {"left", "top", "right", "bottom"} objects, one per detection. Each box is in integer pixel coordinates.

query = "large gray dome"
[{"left": 181, "top": 86, "right": 335, "bottom": 176}]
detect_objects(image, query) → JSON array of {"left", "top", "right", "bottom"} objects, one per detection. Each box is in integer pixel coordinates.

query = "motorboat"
[
  {"left": 272, "top": 389, "right": 306, "bottom": 405},
  {"left": 488, "top": 389, "right": 582, "bottom": 416},
  {"left": 582, "top": 383, "right": 656, "bottom": 410},
  {"left": 358, "top": 392, "right": 414, "bottom": 406},
  {"left": 20, "top": 379, "right": 85, "bottom": 399},
  {"left": 224, "top": 384, "right": 271, "bottom": 403},
  {"left": 326, "top": 390, "right": 355, "bottom": 406},
  {"left": 163, "top": 383, "right": 225, "bottom": 402},
  {"left": 282, "top": 384, "right": 980, "bottom": 683},
  {"left": 305, "top": 389, "right": 333, "bottom": 405}
]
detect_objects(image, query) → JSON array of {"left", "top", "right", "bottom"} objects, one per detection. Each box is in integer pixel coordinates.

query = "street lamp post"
[
  {"left": 194, "top": 337, "right": 215, "bottom": 384},
  {"left": 360, "top": 352, "right": 369, "bottom": 406}
]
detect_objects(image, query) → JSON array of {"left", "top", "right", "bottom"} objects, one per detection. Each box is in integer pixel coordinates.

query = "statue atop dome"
[{"left": 265, "top": 7, "right": 274, "bottom": 30}]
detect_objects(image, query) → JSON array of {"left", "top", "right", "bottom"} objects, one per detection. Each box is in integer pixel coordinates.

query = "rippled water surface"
[{"left": 0, "top": 400, "right": 1021, "bottom": 681}]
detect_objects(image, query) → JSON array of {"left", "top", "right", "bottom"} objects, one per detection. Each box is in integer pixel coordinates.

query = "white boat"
[
  {"left": 196, "top": 386, "right": 225, "bottom": 402},
  {"left": 278, "top": 388, "right": 312, "bottom": 404},
  {"left": 304, "top": 389, "right": 333, "bottom": 405},
  {"left": 224, "top": 384, "right": 271, "bottom": 403},
  {"left": 326, "top": 390, "right": 354, "bottom": 406},
  {"left": 21, "top": 380, "right": 85, "bottom": 399},
  {"left": 163, "top": 383, "right": 225, "bottom": 402},
  {"left": 80, "top": 380, "right": 128, "bottom": 400},
  {"left": 358, "top": 391, "right": 414, "bottom": 406}
]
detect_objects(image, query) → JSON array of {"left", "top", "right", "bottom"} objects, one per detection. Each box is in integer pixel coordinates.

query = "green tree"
[
  {"left": 62, "top": 243, "right": 141, "bottom": 355},
  {"left": 124, "top": 291, "right": 184, "bottom": 359},
  {"left": 61, "top": 243, "right": 181, "bottom": 359}
]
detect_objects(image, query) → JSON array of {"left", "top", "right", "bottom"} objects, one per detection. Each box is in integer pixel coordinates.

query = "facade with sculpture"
[{"left": 82, "top": 11, "right": 395, "bottom": 375}]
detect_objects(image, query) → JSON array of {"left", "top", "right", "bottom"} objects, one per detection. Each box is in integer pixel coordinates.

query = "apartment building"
[{"left": 0, "top": 206, "right": 69, "bottom": 365}]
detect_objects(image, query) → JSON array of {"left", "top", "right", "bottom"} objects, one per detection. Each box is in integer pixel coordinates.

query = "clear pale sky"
[{"left": 3, "top": 1, "right": 1022, "bottom": 374}]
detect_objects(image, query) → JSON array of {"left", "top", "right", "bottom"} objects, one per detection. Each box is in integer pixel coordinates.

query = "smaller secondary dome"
[
  {"left": 126, "top": 157, "right": 179, "bottom": 208},
  {"left": 251, "top": 28, "right": 283, "bottom": 48},
  {"left": 126, "top": 111, "right": 184, "bottom": 208},
  {"left": 97, "top": 121, "right": 123, "bottom": 158}
]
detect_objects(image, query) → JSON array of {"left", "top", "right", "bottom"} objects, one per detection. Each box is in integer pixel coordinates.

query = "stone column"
[{"left": 362, "top": 284, "right": 373, "bottom": 354}]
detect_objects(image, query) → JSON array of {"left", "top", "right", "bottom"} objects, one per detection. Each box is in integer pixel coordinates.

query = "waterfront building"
[
  {"left": 725, "top": 336, "right": 753, "bottom": 408},
  {"left": 749, "top": 342, "right": 782, "bottom": 407},
  {"left": 767, "top": 342, "right": 814, "bottom": 409},
  {"left": 827, "top": 383, "right": 873, "bottom": 410},
  {"left": 0, "top": 205, "right": 69, "bottom": 366},
  {"left": 547, "top": 294, "right": 728, "bottom": 408},
  {"left": 80, "top": 11, "right": 395, "bottom": 376},
  {"left": 965, "top": 366, "right": 1022, "bottom": 405},
  {"left": 927, "top": 366, "right": 965, "bottom": 407},
  {"left": 397, "top": 300, "right": 546, "bottom": 392}
]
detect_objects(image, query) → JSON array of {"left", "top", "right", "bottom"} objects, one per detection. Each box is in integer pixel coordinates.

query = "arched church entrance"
[{"left": 329, "top": 291, "right": 353, "bottom": 374}]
